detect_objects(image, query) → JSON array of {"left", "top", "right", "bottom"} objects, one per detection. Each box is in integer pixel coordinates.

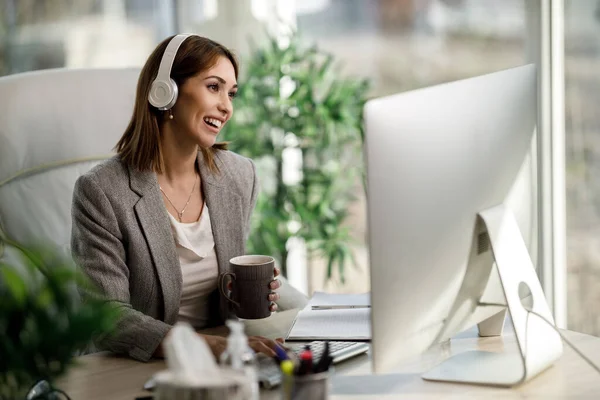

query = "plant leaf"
[{"left": 1, "top": 266, "right": 27, "bottom": 307}]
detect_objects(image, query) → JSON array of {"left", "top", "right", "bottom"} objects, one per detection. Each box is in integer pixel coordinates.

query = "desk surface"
[{"left": 58, "top": 329, "right": 600, "bottom": 399}]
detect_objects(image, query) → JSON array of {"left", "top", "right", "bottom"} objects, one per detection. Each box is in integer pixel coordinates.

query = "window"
[
  {"left": 565, "top": 0, "right": 600, "bottom": 336},
  {"left": 0, "top": 0, "right": 175, "bottom": 76},
  {"left": 294, "top": 0, "right": 531, "bottom": 294}
]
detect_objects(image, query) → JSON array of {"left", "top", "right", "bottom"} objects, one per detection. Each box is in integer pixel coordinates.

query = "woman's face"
[{"left": 170, "top": 56, "right": 237, "bottom": 148}]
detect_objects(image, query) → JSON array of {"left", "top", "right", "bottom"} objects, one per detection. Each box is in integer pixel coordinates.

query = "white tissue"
[
  {"left": 162, "top": 322, "right": 219, "bottom": 385},
  {"left": 155, "top": 322, "right": 253, "bottom": 400}
]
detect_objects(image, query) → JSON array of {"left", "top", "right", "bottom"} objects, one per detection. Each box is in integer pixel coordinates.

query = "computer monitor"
[{"left": 364, "top": 64, "right": 563, "bottom": 387}]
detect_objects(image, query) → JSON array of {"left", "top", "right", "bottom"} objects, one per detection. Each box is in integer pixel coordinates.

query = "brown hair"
[{"left": 115, "top": 35, "right": 238, "bottom": 173}]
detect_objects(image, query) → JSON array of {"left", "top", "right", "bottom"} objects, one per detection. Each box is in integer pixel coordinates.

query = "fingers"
[
  {"left": 254, "top": 336, "right": 282, "bottom": 351},
  {"left": 269, "top": 279, "right": 281, "bottom": 290},
  {"left": 199, "top": 334, "right": 227, "bottom": 360},
  {"left": 248, "top": 337, "right": 277, "bottom": 357},
  {"left": 252, "top": 335, "right": 272, "bottom": 342},
  {"left": 273, "top": 267, "right": 280, "bottom": 277},
  {"left": 268, "top": 277, "right": 281, "bottom": 312},
  {"left": 214, "top": 343, "right": 227, "bottom": 359},
  {"left": 274, "top": 338, "right": 290, "bottom": 351},
  {"left": 268, "top": 293, "right": 280, "bottom": 302},
  {"left": 227, "top": 281, "right": 233, "bottom": 291}
]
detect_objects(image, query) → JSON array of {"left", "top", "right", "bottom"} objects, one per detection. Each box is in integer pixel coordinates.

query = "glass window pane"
[
  {"left": 297, "top": 0, "right": 527, "bottom": 96},
  {"left": 565, "top": 0, "right": 600, "bottom": 336},
  {"left": 0, "top": 0, "right": 175, "bottom": 77},
  {"left": 294, "top": 0, "right": 529, "bottom": 293}
]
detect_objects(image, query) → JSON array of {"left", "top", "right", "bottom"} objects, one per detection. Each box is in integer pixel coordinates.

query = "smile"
[{"left": 204, "top": 117, "right": 222, "bottom": 129}]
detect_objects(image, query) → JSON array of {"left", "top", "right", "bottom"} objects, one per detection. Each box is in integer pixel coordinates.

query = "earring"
[{"left": 168, "top": 110, "right": 174, "bottom": 120}]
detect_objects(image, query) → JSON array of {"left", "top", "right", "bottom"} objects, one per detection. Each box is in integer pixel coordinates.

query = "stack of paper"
[
  {"left": 308, "top": 291, "right": 370, "bottom": 309},
  {"left": 286, "top": 292, "right": 371, "bottom": 342}
]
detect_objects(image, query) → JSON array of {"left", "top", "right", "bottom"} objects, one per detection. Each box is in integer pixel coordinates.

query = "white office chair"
[
  {"left": 0, "top": 68, "right": 139, "bottom": 266},
  {"left": 0, "top": 67, "right": 307, "bottom": 311}
]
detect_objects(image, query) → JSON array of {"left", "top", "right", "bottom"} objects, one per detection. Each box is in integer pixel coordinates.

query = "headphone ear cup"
[
  {"left": 163, "top": 78, "right": 179, "bottom": 110},
  {"left": 148, "top": 78, "right": 177, "bottom": 110}
]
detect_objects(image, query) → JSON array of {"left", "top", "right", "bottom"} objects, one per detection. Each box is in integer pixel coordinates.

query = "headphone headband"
[
  {"left": 148, "top": 34, "right": 193, "bottom": 110},
  {"left": 155, "top": 34, "right": 191, "bottom": 85}
]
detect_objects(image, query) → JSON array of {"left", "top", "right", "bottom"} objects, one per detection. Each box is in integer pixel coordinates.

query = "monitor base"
[
  {"left": 477, "top": 308, "right": 507, "bottom": 337},
  {"left": 422, "top": 204, "right": 563, "bottom": 387},
  {"left": 422, "top": 349, "right": 549, "bottom": 387}
]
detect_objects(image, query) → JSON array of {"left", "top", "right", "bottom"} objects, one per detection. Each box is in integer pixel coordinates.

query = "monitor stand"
[{"left": 422, "top": 204, "right": 563, "bottom": 387}]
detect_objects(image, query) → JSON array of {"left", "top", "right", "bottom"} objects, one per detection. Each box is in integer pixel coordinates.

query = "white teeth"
[{"left": 204, "top": 117, "right": 222, "bottom": 128}]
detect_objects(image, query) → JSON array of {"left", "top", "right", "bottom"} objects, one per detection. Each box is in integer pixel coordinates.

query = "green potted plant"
[
  {"left": 221, "top": 30, "right": 370, "bottom": 284},
  {"left": 0, "top": 242, "right": 118, "bottom": 399}
]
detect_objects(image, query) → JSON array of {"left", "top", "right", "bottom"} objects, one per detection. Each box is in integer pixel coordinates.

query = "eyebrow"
[{"left": 204, "top": 75, "right": 238, "bottom": 89}]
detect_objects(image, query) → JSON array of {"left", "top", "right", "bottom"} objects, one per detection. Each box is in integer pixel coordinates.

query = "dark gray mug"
[{"left": 218, "top": 255, "right": 275, "bottom": 319}]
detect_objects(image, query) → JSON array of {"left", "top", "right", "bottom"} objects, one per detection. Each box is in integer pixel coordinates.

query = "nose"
[{"left": 217, "top": 93, "right": 232, "bottom": 119}]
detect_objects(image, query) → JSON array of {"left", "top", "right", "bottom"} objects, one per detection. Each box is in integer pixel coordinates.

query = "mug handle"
[{"left": 218, "top": 272, "right": 240, "bottom": 308}]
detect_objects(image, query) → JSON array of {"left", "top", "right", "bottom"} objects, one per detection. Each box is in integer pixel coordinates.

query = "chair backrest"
[{"left": 0, "top": 68, "right": 140, "bottom": 263}]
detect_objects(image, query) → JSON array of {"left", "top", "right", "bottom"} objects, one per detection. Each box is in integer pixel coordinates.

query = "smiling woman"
[
  {"left": 163, "top": 58, "right": 238, "bottom": 151},
  {"left": 70, "top": 34, "right": 306, "bottom": 363},
  {"left": 115, "top": 35, "right": 238, "bottom": 174}
]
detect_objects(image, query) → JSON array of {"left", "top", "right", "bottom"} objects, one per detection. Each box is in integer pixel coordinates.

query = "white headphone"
[{"left": 148, "top": 34, "right": 193, "bottom": 110}]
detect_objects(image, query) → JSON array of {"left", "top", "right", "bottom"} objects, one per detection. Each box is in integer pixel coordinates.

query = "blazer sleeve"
[
  {"left": 71, "top": 173, "right": 171, "bottom": 362},
  {"left": 245, "top": 158, "right": 260, "bottom": 243}
]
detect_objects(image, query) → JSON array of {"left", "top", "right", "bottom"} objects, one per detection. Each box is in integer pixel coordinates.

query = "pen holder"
[{"left": 280, "top": 371, "right": 329, "bottom": 400}]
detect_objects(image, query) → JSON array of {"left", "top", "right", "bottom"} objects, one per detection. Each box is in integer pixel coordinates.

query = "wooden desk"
[{"left": 57, "top": 327, "right": 600, "bottom": 399}]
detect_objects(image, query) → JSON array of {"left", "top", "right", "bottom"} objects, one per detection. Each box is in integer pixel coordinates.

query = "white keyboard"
[{"left": 257, "top": 341, "right": 370, "bottom": 389}]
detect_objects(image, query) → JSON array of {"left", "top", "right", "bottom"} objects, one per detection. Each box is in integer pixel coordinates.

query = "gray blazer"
[{"left": 71, "top": 150, "right": 258, "bottom": 362}]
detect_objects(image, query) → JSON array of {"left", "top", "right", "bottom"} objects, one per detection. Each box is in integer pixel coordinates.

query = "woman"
[{"left": 71, "top": 34, "right": 299, "bottom": 362}]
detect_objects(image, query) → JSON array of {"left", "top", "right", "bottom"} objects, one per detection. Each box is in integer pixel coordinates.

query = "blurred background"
[{"left": 1, "top": 0, "right": 598, "bottom": 337}]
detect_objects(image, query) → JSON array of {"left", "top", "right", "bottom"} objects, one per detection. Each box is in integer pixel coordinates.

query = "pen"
[
  {"left": 281, "top": 360, "right": 294, "bottom": 399},
  {"left": 280, "top": 360, "right": 294, "bottom": 376},
  {"left": 274, "top": 343, "right": 289, "bottom": 363},
  {"left": 313, "top": 341, "right": 330, "bottom": 373},
  {"left": 311, "top": 305, "right": 371, "bottom": 310},
  {"left": 298, "top": 345, "right": 313, "bottom": 375}
]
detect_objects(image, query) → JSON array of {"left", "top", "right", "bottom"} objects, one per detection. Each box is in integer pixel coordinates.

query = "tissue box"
[{"left": 153, "top": 370, "right": 249, "bottom": 400}]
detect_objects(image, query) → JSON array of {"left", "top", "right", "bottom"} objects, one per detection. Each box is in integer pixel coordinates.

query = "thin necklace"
[{"left": 159, "top": 173, "right": 198, "bottom": 222}]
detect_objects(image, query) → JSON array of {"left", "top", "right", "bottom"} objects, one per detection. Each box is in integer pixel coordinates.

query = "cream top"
[{"left": 168, "top": 204, "right": 218, "bottom": 329}]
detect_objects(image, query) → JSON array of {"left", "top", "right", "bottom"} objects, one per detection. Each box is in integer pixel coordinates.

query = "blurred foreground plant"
[{"left": 0, "top": 244, "right": 119, "bottom": 399}]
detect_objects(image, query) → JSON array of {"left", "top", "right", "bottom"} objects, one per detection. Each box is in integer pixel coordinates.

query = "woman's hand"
[
  {"left": 268, "top": 267, "right": 282, "bottom": 312},
  {"left": 199, "top": 334, "right": 228, "bottom": 359},
  {"left": 248, "top": 335, "right": 285, "bottom": 357},
  {"left": 199, "top": 333, "right": 285, "bottom": 359}
]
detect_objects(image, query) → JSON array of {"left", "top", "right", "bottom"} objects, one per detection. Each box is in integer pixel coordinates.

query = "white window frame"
[{"left": 526, "top": 0, "right": 567, "bottom": 328}]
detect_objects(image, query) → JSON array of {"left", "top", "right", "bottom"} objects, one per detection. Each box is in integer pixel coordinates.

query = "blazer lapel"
[
  {"left": 198, "top": 153, "right": 244, "bottom": 272},
  {"left": 197, "top": 152, "right": 244, "bottom": 320},
  {"left": 128, "top": 166, "right": 182, "bottom": 324}
]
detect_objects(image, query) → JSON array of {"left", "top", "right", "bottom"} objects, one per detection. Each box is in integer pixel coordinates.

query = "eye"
[
  {"left": 207, "top": 83, "right": 219, "bottom": 92},
  {"left": 229, "top": 91, "right": 238, "bottom": 99}
]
